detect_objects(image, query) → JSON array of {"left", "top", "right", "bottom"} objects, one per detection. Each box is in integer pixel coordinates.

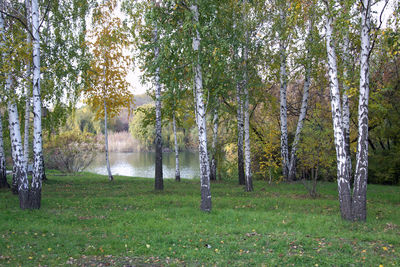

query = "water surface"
[{"left": 87, "top": 151, "right": 200, "bottom": 179}]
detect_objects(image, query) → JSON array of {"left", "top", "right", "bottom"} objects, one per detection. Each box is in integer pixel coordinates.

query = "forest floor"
[{"left": 0, "top": 172, "right": 399, "bottom": 266}]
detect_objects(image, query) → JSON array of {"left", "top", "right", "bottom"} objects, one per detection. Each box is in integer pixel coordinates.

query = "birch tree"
[
  {"left": 323, "top": 0, "right": 384, "bottom": 221},
  {"left": 153, "top": 21, "right": 163, "bottom": 190},
  {"left": 191, "top": 1, "right": 211, "bottom": 211},
  {"left": 172, "top": 111, "right": 180, "bottom": 182},
  {"left": 30, "top": 0, "right": 44, "bottom": 208},
  {"left": 23, "top": 0, "right": 31, "bottom": 170},
  {"left": 85, "top": 0, "right": 133, "bottom": 182}
]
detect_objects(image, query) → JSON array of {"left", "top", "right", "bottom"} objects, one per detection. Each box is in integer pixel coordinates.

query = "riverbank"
[{"left": 0, "top": 172, "right": 399, "bottom": 266}]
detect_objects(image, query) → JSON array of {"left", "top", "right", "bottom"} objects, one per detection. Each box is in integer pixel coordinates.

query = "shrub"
[{"left": 44, "top": 130, "right": 102, "bottom": 173}]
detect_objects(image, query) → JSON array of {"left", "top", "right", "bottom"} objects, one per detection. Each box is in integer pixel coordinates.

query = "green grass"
[{"left": 0, "top": 172, "right": 399, "bottom": 266}]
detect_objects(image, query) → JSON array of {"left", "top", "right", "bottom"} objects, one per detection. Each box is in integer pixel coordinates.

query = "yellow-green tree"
[{"left": 85, "top": 0, "right": 133, "bottom": 181}]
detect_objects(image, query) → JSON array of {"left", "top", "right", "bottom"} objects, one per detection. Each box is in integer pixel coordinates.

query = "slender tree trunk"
[
  {"left": 210, "top": 107, "right": 219, "bottom": 181},
  {"left": 352, "top": 0, "right": 371, "bottom": 221},
  {"left": 0, "top": 111, "right": 9, "bottom": 188},
  {"left": 153, "top": 24, "right": 163, "bottom": 190},
  {"left": 233, "top": 10, "right": 245, "bottom": 186},
  {"left": 243, "top": 0, "right": 253, "bottom": 192},
  {"left": 104, "top": 100, "right": 113, "bottom": 182},
  {"left": 7, "top": 74, "right": 30, "bottom": 209},
  {"left": 341, "top": 29, "right": 352, "bottom": 179},
  {"left": 173, "top": 112, "right": 180, "bottom": 182},
  {"left": 191, "top": 1, "right": 211, "bottom": 211},
  {"left": 288, "top": 19, "right": 313, "bottom": 181},
  {"left": 325, "top": 12, "right": 352, "bottom": 220},
  {"left": 31, "top": 0, "right": 43, "bottom": 208},
  {"left": 23, "top": 0, "right": 32, "bottom": 171},
  {"left": 236, "top": 82, "right": 245, "bottom": 185},
  {"left": 279, "top": 8, "right": 289, "bottom": 181}
]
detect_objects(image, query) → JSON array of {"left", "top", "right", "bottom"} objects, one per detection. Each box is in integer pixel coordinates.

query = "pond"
[{"left": 86, "top": 151, "right": 200, "bottom": 179}]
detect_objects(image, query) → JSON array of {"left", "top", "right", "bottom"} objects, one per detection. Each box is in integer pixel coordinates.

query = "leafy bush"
[{"left": 44, "top": 130, "right": 102, "bottom": 173}]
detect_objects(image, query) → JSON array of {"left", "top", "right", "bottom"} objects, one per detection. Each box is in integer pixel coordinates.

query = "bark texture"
[
  {"left": 279, "top": 7, "right": 289, "bottom": 180},
  {"left": 236, "top": 82, "right": 245, "bottom": 185},
  {"left": 352, "top": 0, "right": 371, "bottom": 221},
  {"left": 154, "top": 24, "right": 163, "bottom": 190},
  {"left": 191, "top": 1, "right": 211, "bottom": 211},
  {"left": 31, "top": 0, "right": 43, "bottom": 208},
  {"left": 173, "top": 112, "right": 180, "bottom": 182},
  {"left": 325, "top": 13, "right": 352, "bottom": 220},
  {"left": 243, "top": 0, "right": 253, "bottom": 192},
  {"left": 7, "top": 75, "right": 30, "bottom": 209}
]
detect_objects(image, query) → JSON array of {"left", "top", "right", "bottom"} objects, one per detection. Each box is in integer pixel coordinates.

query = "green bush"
[{"left": 44, "top": 130, "right": 102, "bottom": 173}]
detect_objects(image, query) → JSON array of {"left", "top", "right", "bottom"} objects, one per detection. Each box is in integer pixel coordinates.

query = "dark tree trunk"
[{"left": 153, "top": 23, "right": 163, "bottom": 190}]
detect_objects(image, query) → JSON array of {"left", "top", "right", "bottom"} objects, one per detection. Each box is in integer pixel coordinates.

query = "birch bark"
[
  {"left": 325, "top": 12, "right": 352, "bottom": 220},
  {"left": 173, "top": 112, "right": 180, "bottom": 182},
  {"left": 7, "top": 74, "right": 30, "bottom": 209},
  {"left": 154, "top": 24, "right": 163, "bottom": 190},
  {"left": 279, "top": 7, "right": 289, "bottom": 180},
  {"left": 352, "top": 0, "right": 371, "bottom": 221},
  {"left": 191, "top": 1, "right": 211, "bottom": 211},
  {"left": 243, "top": 0, "right": 253, "bottom": 192},
  {"left": 31, "top": 0, "right": 43, "bottom": 208}
]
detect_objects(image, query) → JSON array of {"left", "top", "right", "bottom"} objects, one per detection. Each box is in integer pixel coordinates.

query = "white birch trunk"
[
  {"left": 288, "top": 19, "right": 313, "bottom": 181},
  {"left": 153, "top": 24, "right": 163, "bottom": 190},
  {"left": 191, "top": 1, "right": 211, "bottom": 211},
  {"left": 104, "top": 100, "right": 113, "bottom": 181},
  {"left": 210, "top": 107, "right": 219, "bottom": 181},
  {"left": 325, "top": 12, "right": 352, "bottom": 220},
  {"left": 31, "top": 0, "right": 43, "bottom": 208},
  {"left": 173, "top": 112, "right": 180, "bottom": 182},
  {"left": 279, "top": 7, "right": 289, "bottom": 180},
  {"left": 7, "top": 74, "right": 30, "bottom": 209},
  {"left": 352, "top": 0, "right": 371, "bottom": 221},
  {"left": 243, "top": 0, "right": 253, "bottom": 192},
  {"left": 23, "top": 0, "right": 32, "bottom": 170}
]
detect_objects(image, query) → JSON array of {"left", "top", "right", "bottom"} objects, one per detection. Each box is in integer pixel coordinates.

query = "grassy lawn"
[{"left": 0, "top": 172, "right": 399, "bottom": 266}]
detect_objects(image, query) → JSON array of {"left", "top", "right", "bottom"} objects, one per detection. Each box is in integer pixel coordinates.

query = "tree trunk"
[
  {"left": 23, "top": 0, "right": 32, "bottom": 171},
  {"left": 0, "top": 111, "right": 9, "bottom": 188},
  {"left": 173, "top": 112, "right": 180, "bottom": 182},
  {"left": 279, "top": 7, "right": 289, "bottom": 181},
  {"left": 7, "top": 74, "right": 30, "bottom": 209},
  {"left": 352, "top": 0, "right": 371, "bottom": 222},
  {"left": 243, "top": 0, "right": 253, "bottom": 192},
  {"left": 236, "top": 82, "right": 245, "bottom": 185},
  {"left": 153, "top": 24, "right": 163, "bottom": 190},
  {"left": 325, "top": 12, "right": 352, "bottom": 220},
  {"left": 31, "top": 0, "right": 43, "bottom": 208},
  {"left": 191, "top": 2, "right": 211, "bottom": 212},
  {"left": 104, "top": 100, "right": 113, "bottom": 182},
  {"left": 233, "top": 10, "right": 245, "bottom": 186},
  {"left": 210, "top": 107, "right": 219, "bottom": 181},
  {"left": 288, "top": 19, "right": 313, "bottom": 181}
]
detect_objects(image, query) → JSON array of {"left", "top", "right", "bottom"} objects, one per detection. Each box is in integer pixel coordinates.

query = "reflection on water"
[{"left": 86, "top": 151, "right": 200, "bottom": 179}]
